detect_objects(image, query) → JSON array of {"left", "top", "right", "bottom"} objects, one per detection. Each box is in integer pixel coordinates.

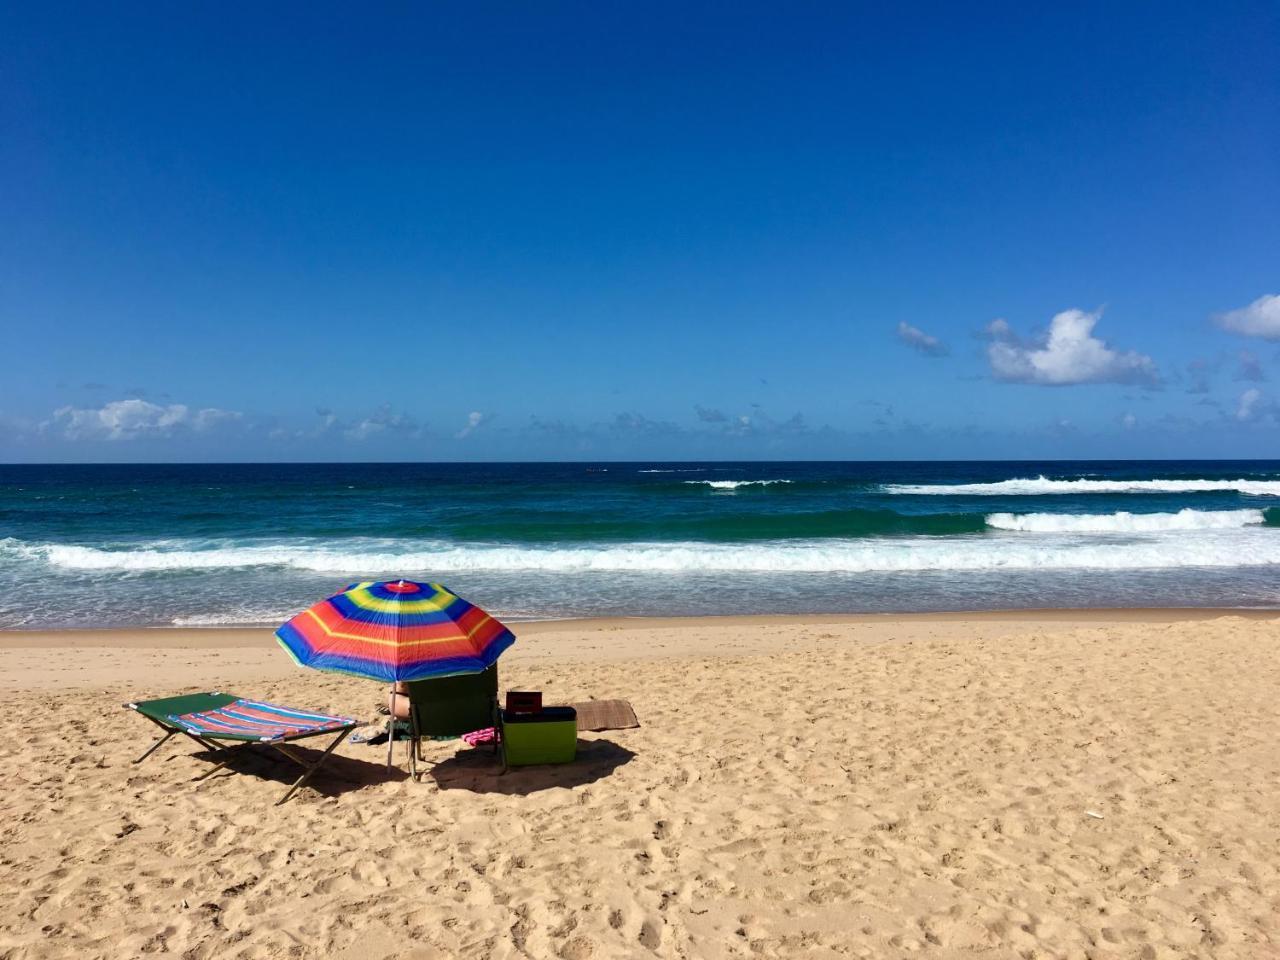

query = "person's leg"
[{"left": 387, "top": 682, "right": 411, "bottom": 720}]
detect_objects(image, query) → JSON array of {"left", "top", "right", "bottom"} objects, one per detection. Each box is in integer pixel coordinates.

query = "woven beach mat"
[{"left": 569, "top": 699, "right": 640, "bottom": 732}]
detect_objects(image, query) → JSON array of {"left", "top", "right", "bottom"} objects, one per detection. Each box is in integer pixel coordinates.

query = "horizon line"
[{"left": 4, "top": 456, "right": 1280, "bottom": 468}]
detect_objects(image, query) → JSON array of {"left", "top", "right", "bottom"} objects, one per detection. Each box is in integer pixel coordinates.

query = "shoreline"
[
  {"left": 4, "top": 608, "right": 1277, "bottom": 696},
  {"left": 2, "top": 605, "right": 1277, "bottom": 651}
]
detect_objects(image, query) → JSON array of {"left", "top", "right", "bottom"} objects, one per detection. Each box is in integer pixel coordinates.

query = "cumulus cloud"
[
  {"left": 1214, "top": 294, "right": 1280, "bottom": 340},
  {"left": 1237, "top": 388, "right": 1263, "bottom": 421},
  {"left": 986, "top": 309, "right": 1160, "bottom": 386},
  {"left": 694, "top": 405, "right": 728, "bottom": 423},
  {"left": 51, "top": 399, "right": 241, "bottom": 440},
  {"left": 456, "top": 411, "right": 491, "bottom": 439},
  {"left": 896, "top": 321, "right": 949, "bottom": 356}
]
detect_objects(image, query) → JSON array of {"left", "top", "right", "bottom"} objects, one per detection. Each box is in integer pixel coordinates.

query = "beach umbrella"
[{"left": 275, "top": 580, "right": 516, "bottom": 767}]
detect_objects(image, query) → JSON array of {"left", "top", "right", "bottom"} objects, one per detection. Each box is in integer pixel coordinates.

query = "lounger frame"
[{"left": 125, "top": 692, "right": 363, "bottom": 805}]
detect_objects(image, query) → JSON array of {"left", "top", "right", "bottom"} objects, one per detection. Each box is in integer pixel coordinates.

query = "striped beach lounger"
[{"left": 125, "top": 691, "right": 365, "bottom": 805}]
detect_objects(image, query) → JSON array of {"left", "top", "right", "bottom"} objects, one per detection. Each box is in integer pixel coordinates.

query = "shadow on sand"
[
  {"left": 186, "top": 742, "right": 409, "bottom": 798},
  {"left": 182, "top": 734, "right": 634, "bottom": 799},
  {"left": 425, "top": 736, "right": 636, "bottom": 795}
]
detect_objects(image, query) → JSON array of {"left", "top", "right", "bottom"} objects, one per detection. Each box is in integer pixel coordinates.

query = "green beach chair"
[
  {"left": 125, "top": 691, "right": 363, "bottom": 805},
  {"left": 403, "top": 668, "right": 580, "bottom": 775},
  {"left": 405, "top": 666, "right": 500, "bottom": 779}
]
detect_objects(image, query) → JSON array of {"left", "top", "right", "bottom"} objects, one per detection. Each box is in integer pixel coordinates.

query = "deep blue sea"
[{"left": 3, "top": 460, "right": 1280, "bottom": 628}]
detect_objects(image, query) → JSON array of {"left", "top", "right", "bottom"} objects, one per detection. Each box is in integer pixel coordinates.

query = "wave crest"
[
  {"left": 8, "top": 529, "right": 1280, "bottom": 576},
  {"left": 684, "top": 479, "right": 793, "bottom": 491},
  {"left": 886, "top": 476, "right": 1280, "bottom": 496},
  {"left": 986, "top": 508, "right": 1266, "bottom": 533},
  {"left": 171, "top": 608, "right": 301, "bottom": 626}
]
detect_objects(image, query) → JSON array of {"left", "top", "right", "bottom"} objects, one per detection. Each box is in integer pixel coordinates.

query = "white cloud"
[
  {"left": 344, "top": 420, "right": 383, "bottom": 441},
  {"left": 343, "top": 404, "right": 420, "bottom": 442},
  {"left": 192, "top": 407, "right": 242, "bottom": 430},
  {"left": 896, "top": 321, "right": 949, "bottom": 356},
  {"left": 51, "top": 399, "right": 240, "bottom": 440},
  {"left": 1121, "top": 412, "right": 1137, "bottom": 429},
  {"left": 982, "top": 318, "right": 1012, "bottom": 340},
  {"left": 1214, "top": 294, "right": 1280, "bottom": 340},
  {"left": 456, "top": 411, "right": 492, "bottom": 439},
  {"left": 986, "top": 309, "right": 1159, "bottom": 386},
  {"left": 1237, "top": 388, "right": 1262, "bottom": 421}
]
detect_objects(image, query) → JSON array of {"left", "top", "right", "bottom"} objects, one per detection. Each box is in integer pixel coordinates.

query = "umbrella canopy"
[{"left": 275, "top": 580, "right": 515, "bottom": 683}]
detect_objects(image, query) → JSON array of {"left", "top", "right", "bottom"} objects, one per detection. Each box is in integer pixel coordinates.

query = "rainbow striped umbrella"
[{"left": 275, "top": 580, "right": 515, "bottom": 683}]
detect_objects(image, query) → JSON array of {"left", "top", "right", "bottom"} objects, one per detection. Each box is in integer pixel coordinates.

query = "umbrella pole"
[{"left": 387, "top": 685, "right": 395, "bottom": 771}]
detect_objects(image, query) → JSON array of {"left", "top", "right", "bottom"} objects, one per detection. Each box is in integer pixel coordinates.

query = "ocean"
[{"left": 2, "top": 460, "right": 1279, "bottom": 629}]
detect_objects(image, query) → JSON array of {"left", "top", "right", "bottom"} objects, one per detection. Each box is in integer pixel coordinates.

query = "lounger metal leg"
[
  {"left": 134, "top": 729, "right": 177, "bottom": 763},
  {"left": 275, "top": 728, "right": 353, "bottom": 806},
  {"left": 134, "top": 715, "right": 220, "bottom": 763},
  {"left": 185, "top": 733, "right": 222, "bottom": 753},
  {"left": 193, "top": 742, "right": 251, "bottom": 781}
]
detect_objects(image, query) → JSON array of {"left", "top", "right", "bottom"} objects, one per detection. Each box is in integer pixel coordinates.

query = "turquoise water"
[{"left": 2, "top": 460, "right": 1280, "bottom": 627}]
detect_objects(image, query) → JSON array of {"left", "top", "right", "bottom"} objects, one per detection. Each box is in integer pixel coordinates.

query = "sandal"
[
  {"left": 351, "top": 724, "right": 387, "bottom": 745},
  {"left": 352, "top": 719, "right": 412, "bottom": 746}
]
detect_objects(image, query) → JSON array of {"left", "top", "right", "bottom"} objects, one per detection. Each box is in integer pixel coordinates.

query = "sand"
[{"left": 2, "top": 611, "right": 1278, "bottom": 959}]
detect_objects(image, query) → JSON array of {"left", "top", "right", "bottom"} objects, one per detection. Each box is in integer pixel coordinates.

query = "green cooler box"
[{"left": 502, "top": 706, "right": 577, "bottom": 766}]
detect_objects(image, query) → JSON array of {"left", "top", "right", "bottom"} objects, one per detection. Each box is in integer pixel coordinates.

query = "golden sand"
[{"left": 1, "top": 612, "right": 1278, "bottom": 959}]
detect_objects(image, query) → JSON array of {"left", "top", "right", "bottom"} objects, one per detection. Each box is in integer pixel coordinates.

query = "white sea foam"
[
  {"left": 685, "top": 479, "right": 792, "bottom": 490},
  {"left": 171, "top": 608, "right": 300, "bottom": 626},
  {"left": 886, "top": 476, "right": 1280, "bottom": 496},
  {"left": 9, "top": 528, "right": 1280, "bottom": 576},
  {"left": 986, "top": 508, "right": 1266, "bottom": 533}
]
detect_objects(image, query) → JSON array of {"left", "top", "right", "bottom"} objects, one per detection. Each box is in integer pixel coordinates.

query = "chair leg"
[
  {"left": 495, "top": 704, "right": 508, "bottom": 774},
  {"left": 408, "top": 711, "right": 419, "bottom": 781}
]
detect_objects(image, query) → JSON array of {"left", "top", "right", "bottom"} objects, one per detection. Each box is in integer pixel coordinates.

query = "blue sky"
[{"left": 2, "top": 2, "right": 1278, "bottom": 462}]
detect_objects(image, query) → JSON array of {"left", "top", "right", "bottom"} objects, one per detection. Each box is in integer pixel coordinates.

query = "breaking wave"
[
  {"left": 171, "top": 608, "right": 302, "bottom": 626},
  {"left": 7, "top": 528, "right": 1280, "bottom": 576},
  {"left": 886, "top": 476, "right": 1280, "bottom": 496},
  {"left": 985, "top": 508, "right": 1268, "bottom": 533},
  {"left": 684, "top": 479, "right": 793, "bottom": 491}
]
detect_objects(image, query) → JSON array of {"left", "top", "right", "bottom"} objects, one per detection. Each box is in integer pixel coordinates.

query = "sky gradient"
[{"left": 2, "top": 2, "right": 1278, "bottom": 461}]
